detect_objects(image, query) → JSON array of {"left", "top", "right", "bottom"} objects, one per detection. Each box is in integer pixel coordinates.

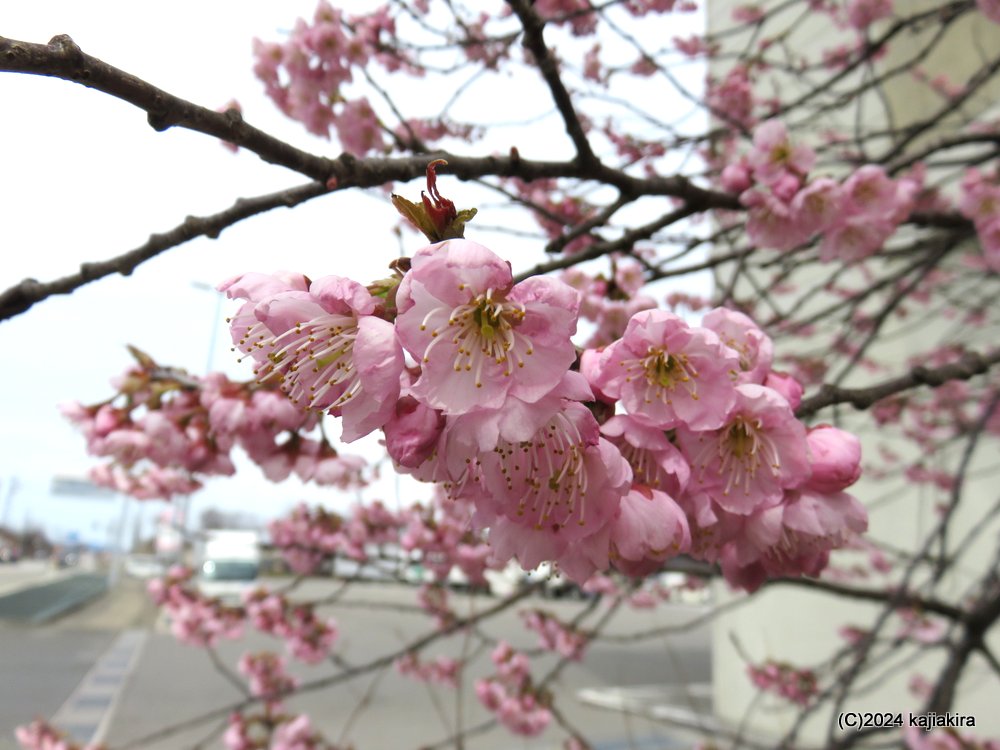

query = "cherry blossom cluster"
[
  {"left": 521, "top": 609, "right": 587, "bottom": 660},
  {"left": 14, "top": 721, "right": 99, "bottom": 750},
  {"left": 252, "top": 1, "right": 413, "bottom": 148},
  {"left": 587, "top": 308, "right": 867, "bottom": 590},
  {"left": 238, "top": 652, "right": 299, "bottom": 710},
  {"left": 474, "top": 642, "right": 552, "bottom": 737},
  {"left": 62, "top": 350, "right": 367, "bottom": 500},
  {"left": 960, "top": 167, "right": 1000, "bottom": 272},
  {"left": 394, "top": 652, "right": 460, "bottom": 686},
  {"left": 904, "top": 725, "right": 1000, "bottom": 750},
  {"left": 561, "top": 259, "right": 657, "bottom": 348},
  {"left": 222, "top": 165, "right": 866, "bottom": 592},
  {"left": 511, "top": 178, "right": 599, "bottom": 256},
  {"left": 731, "top": 120, "right": 920, "bottom": 261},
  {"left": 243, "top": 588, "right": 339, "bottom": 664},
  {"left": 399, "top": 489, "right": 492, "bottom": 586},
  {"left": 147, "top": 566, "right": 245, "bottom": 646},
  {"left": 267, "top": 493, "right": 503, "bottom": 598},
  {"left": 225, "top": 712, "right": 343, "bottom": 750},
  {"left": 746, "top": 660, "right": 819, "bottom": 706}
]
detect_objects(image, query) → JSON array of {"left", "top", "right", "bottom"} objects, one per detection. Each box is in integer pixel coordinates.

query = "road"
[{"left": 0, "top": 573, "right": 713, "bottom": 750}]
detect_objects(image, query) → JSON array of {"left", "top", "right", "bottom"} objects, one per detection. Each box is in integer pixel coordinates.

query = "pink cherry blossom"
[
  {"left": 594, "top": 309, "right": 739, "bottom": 430},
  {"left": 477, "top": 401, "right": 631, "bottom": 549},
  {"left": 383, "top": 394, "right": 447, "bottom": 468},
  {"left": 395, "top": 239, "right": 580, "bottom": 415},
  {"left": 742, "top": 188, "right": 812, "bottom": 251},
  {"left": 979, "top": 0, "right": 1000, "bottom": 23},
  {"left": 702, "top": 307, "right": 774, "bottom": 384},
  {"left": 600, "top": 414, "right": 690, "bottom": 498},
  {"left": 228, "top": 275, "right": 403, "bottom": 442},
  {"left": 611, "top": 486, "right": 691, "bottom": 575},
  {"left": 791, "top": 177, "right": 844, "bottom": 236},
  {"left": 680, "top": 384, "right": 811, "bottom": 514},
  {"left": 845, "top": 0, "right": 892, "bottom": 30},
  {"left": 748, "top": 119, "right": 815, "bottom": 186},
  {"left": 841, "top": 165, "right": 899, "bottom": 218},
  {"left": 819, "top": 214, "right": 894, "bottom": 262}
]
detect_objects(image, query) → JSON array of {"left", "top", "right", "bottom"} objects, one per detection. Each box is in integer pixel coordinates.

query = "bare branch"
[
  {"left": 796, "top": 349, "right": 1000, "bottom": 418},
  {"left": 0, "top": 181, "right": 328, "bottom": 322}
]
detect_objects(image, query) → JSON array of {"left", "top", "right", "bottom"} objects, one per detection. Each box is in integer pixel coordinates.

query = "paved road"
[{"left": 2, "top": 577, "right": 712, "bottom": 750}]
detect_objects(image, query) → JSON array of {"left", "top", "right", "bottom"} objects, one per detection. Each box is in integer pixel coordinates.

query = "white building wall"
[{"left": 706, "top": 1, "right": 1000, "bottom": 743}]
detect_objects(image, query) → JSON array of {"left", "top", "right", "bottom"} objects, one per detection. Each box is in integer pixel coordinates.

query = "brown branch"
[
  {"left": 513, "top": 203, "right": 698, "bottom": 283},
  {"left": 0, "top": 34, "right": 337, "bottom": 180},
  {"left": 506, "top": 0, "right": 599, "bottom": 167},
  {"left": 767, "top": 576, "right": 964, "bottom": 621},
  {"left": 795, "top": 349, "right": 1000, "bottom": 418},
  {"left": 0, "top": 181, "right": 329, "bottom": 323},
  {"left": 0, "top": 34, "right": 741, "bottom": 212}
]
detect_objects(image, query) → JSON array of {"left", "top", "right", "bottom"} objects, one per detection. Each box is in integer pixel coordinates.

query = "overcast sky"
[{"left": 0, "top": 1, "right": 706, "bottom": 547}]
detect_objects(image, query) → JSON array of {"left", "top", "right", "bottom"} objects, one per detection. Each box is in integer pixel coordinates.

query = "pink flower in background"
[
  {"left": 819, "top": 214, "right": 894, "bottom": 262},
  {"left": 748, "top": 119, "right": 815, "bottom": 185},
  {"left": 594, "top": 310, "right": 739, "bottom": 430},
  {"left": 845, "top": 0, "right": 892, "bottom": 30},
  {"left": 721, "top": 158, "right": 753, "bottom": 192},
  {"left": 791, "top": 177, "right": 844, "bottom": 235},
  {"left": 395, "top": 239, "right": 579, "bottom": 415},
  {"left": 841, "top": 165, "right": 898, "bottom": 218},
  {"left": 743, "top": 188, "right": 812, "bottom": 251},
  {"left": 333, "top": 97, "right": 385, "bottom": 155},
  {"left": 979, "top": 0, "right": 1000, "bottom": 24}
]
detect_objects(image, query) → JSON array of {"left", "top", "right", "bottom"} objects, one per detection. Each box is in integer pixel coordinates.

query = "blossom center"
[
  {"left": 493, "top": 412, "right": 589, "bottom": 532},
  {"left": 615, "top": 440, "right": 667, "bottom": 491},
  {"left": 622, "top": 347, "right": 700, "bottom": 403},
  {"left": 714, "top": 416, "right": 782, "bottom": 496},
  {"left": 256, "top": 314, "right": 361, "bottom": 411},
  {"left": 420, "top": 290, "right": 530, "bottom": 388}
]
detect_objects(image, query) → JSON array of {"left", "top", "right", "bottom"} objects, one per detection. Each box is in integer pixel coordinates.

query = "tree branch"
[
  {"left": 506, "top": 0, "right": 599, "bottom": 168},
  {"left": 796, "top": 349, "right": 1000, "bottom": 418},
  {"left": 0, "top": 181, "right": 329, "bottom": 322},
  {"left": 0, "top": 34, "right": 337, "bottom": 180}
]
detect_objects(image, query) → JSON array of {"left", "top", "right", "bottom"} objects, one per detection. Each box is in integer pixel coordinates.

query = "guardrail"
[{"left": 0, "top": 573, "right": 108, "bottom": 624}]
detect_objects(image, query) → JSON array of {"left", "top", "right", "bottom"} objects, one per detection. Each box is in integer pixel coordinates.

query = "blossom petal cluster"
[
  {"left": 219, "top": 232, "right": 864, "bottom": 592},
  {"left": 62, "top": 350, "right": 367, "bottom": 499},
  {"left": 475, "top": 642, "right": 552, "bottom": 737},
  {"left": 737, "top": 119, "right": 918, "bottom": 260}
]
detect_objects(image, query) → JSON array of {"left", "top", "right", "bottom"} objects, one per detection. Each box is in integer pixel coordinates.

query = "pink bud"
[
  {"left": 806, "top": 425, "right": 862, "bottom": 492},
  {"left": 383, "top": 396, "right": 446, "bottom": 468}
]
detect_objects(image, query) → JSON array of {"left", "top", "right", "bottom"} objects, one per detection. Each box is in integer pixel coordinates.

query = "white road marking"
[{"left": 51, "top": 628, "right": 148, "bottom": 745}]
